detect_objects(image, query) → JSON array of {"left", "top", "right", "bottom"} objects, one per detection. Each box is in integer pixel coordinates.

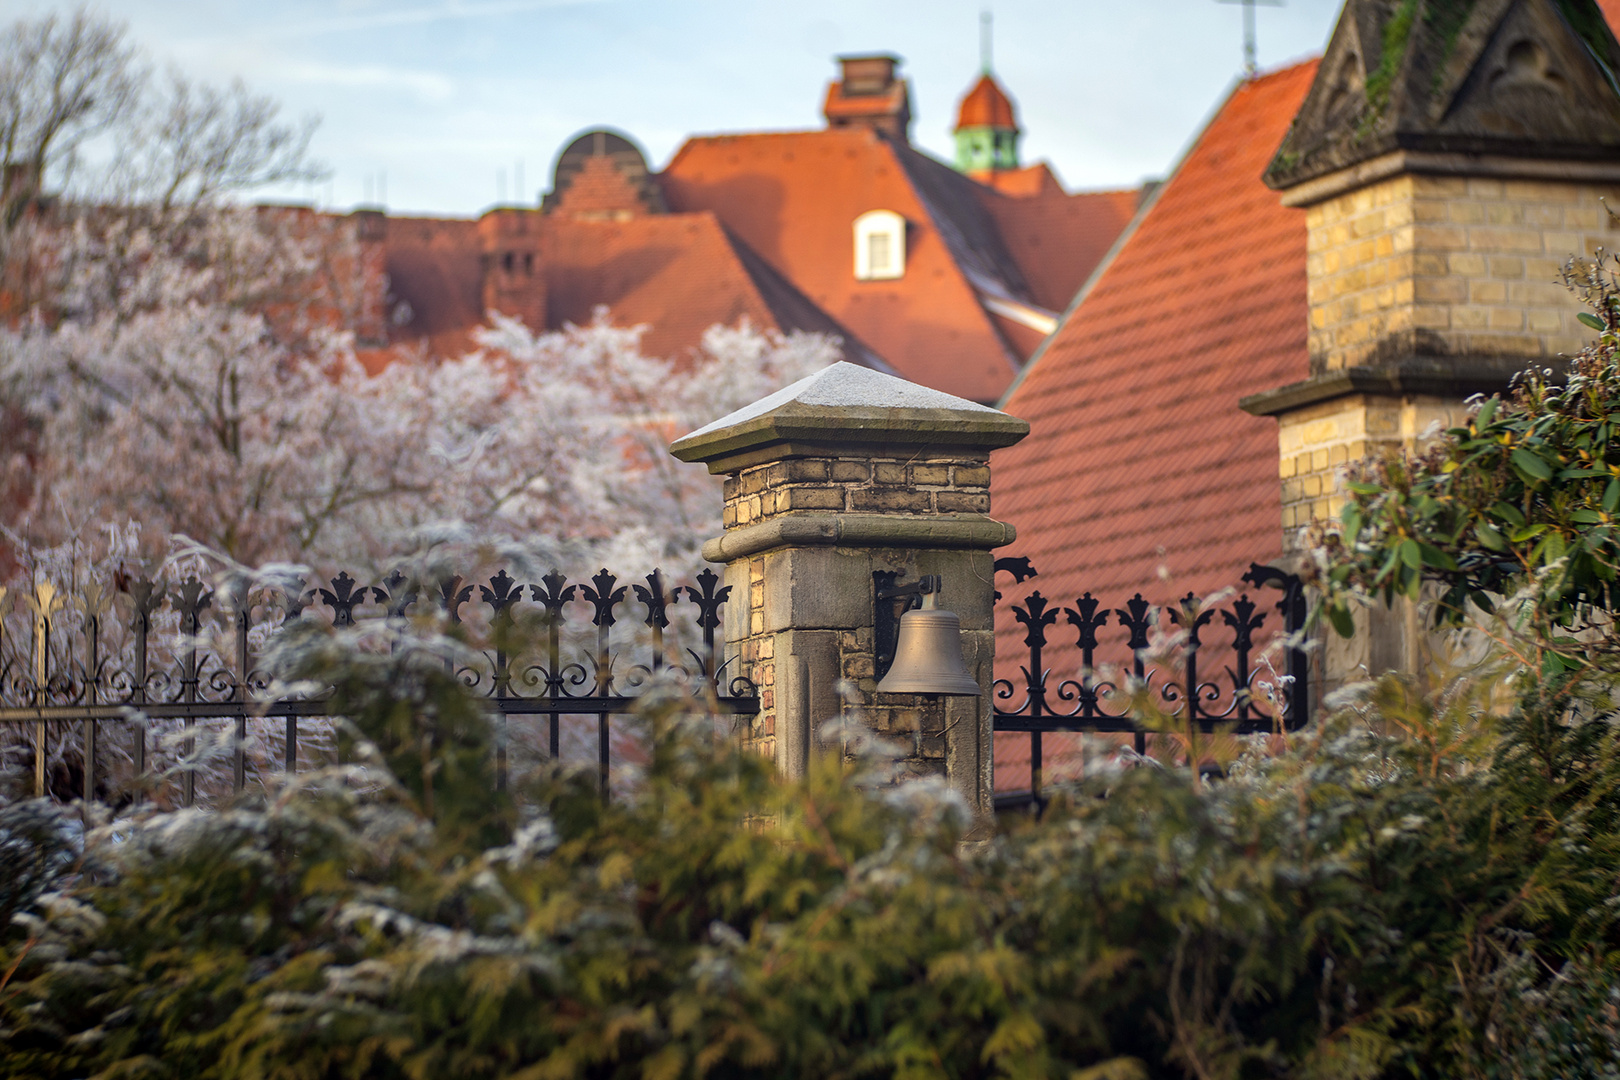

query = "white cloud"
[{"left": 280, "top": 60, "right": 457, "bottom": 103}]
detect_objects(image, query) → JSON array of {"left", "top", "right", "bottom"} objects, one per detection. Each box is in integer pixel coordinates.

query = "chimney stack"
[{"left": 823, "top": 54, "right": 912, "bottom": 142}]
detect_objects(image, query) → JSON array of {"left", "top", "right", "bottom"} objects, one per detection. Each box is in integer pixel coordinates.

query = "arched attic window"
[{"left": 854, "top": 209, "right": 906, "bottom": 280}]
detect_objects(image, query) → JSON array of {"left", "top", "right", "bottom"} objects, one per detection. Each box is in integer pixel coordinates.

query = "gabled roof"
[
  {"left": 661, "top": 127, "right": 1026, "bottom": 401},
  {"left": 956, "top": 73, "right": 1019, "bottom": 131},
  {"left": 660, "top": 126, "right": 1133, "bottom": 402},
  {"left": 1266, "top": 0, "right": 1620, "bottom": 191}
]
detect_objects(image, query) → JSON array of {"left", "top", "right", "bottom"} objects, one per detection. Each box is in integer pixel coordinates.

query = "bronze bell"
[{"left": 876, "top": 591, "right": 982, "bottom": 696}]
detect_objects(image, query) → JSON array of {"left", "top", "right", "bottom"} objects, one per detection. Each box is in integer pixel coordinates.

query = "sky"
[{"left": 3, "top": 0, "right": 1345, "bottom": 216}]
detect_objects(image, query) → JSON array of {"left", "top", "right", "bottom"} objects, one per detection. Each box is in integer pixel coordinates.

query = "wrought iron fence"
[
  {"left": 992, "top": 557, "right": 1309, "bottom": 803},
  {"left": 0, "top": 565, "right": 756, "bottom": 806}
]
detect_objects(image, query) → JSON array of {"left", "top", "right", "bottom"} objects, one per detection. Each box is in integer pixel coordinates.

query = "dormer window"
[{"left": 854, "top": 209, "right": 905, "bottom": 280}]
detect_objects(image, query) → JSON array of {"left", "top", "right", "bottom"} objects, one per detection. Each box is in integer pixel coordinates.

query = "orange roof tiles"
[
  {"left": 989, "top": 61, "right": 1319, "bottom": 789},
  {"left": 661, "top": 127, "right": 1025, "bottom": 401},
  {"left": 976, "top": 180, "right": 1138, "bottom": 314},
  {"left": 955, "top": 73, "right": 1018, "bottom": 131},
  {"left": 383, "top": 207, "right": 886, "bottom": 369}
]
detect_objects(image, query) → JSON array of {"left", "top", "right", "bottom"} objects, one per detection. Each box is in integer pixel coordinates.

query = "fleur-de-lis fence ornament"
[
  {"left": 582, "top": 569, "right": 627, "bottom": 628},
  {"left": 1064, "top": 593, "right": 1111, "bottom": 716},
  {"left": 582, "top": 570, "right": 627, "bottom": 694},
  {"left": 317, "top": 572, "right": 367, "bottom": 627},
  {"left": 679, "top": 568, "right": 731, "bottom": 680},
  {"left": 379, "top": 570, "right": 419, "bottom": 618},
  {"left": 1223, "top": 594, "right": 1266, "bottom": 719}
]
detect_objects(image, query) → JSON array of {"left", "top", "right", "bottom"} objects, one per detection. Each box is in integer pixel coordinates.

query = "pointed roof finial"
[{"left": 980, "top": 9, "right": 992, "bottom": 73}]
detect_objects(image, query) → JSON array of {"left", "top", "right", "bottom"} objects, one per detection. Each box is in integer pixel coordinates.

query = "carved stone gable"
[
  {"left": 1439, "top": 0, "right": 1620, "bottom": 143},
  {"left": 1266, "top": 0, "right": 1620, "bottom": 192}
]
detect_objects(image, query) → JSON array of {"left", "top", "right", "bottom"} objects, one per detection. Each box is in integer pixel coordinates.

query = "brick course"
[{"left": 721, "top": 452, "right": 992, "bottom": 528}]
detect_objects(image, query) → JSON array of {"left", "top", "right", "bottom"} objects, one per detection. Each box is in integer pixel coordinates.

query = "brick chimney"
[{"left": 823, "top": 54, "right": 912, "bottom": 142}]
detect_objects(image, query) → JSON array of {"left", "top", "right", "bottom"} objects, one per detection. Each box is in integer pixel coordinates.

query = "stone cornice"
[
  {"left": 1277, "top": 150, "right": 1620, "bottom": 208},
  {"left": 670, "top": 362, "right": 1029, "bottom": 475},
  {"left": 700, "top": 513, "right": 1017, "bottom": 563},
  {"left": 1239, "top": 355, "right": 1544, "bottom": 417}
]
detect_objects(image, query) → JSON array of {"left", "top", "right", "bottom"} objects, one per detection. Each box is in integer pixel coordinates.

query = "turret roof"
[{"left": 955, "top": 73, "right": 1019, "bottom": 132}]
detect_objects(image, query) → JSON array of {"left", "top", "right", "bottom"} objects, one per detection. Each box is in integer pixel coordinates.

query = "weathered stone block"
[
  {"left": 1489, "top": 307, "right": 1525, "bottom": 331},
  {"left": 777, "top": 486, "right": 846, "bottom": 512},
  {"left": 935, "top": 491, "right": 991, "bottom": 514},
  {"left": 873, "top": 462, "right": 906, "bottom": 486},
  {"left": 758, "top": 546, "right": 873, "bottom": 633},
  {"left": 850, "top": 488, "right": 931, "bottom": 512},
  {"left": 952, "top": 464, "right": 991, "bottom": 488},
  {"left": 783, "top": 459, "right": 830, "bottom": 482},
  {"left": 830, "top": 460, "right": 870, "bottom": 482},
  {"left": 1470, "top": 227, "right": 1542, "bottom": 254}
]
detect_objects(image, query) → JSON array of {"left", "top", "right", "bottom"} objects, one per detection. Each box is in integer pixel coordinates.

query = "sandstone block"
[
  {"left": 849, "top": 488, "right": 930, "bottom": 512},
  {"left": 830, "top": 459, "right": 871, "bottom": 483},
  {"left": 952, "top": 464, "right": 991, "bottom": 487},
  {"left": 935, "top": 491, "right": 991, "bottom": 514}
]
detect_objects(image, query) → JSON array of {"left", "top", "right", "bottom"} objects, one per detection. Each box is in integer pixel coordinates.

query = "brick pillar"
[
  {"left": 1244, "top": 170, "right": 1620, "bottom": 695},
  {"left": 669, "top": 362, "right": 1028, "bottom": 816}
]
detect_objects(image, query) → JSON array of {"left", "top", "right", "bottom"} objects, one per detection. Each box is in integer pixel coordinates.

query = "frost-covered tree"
[
  {"left": 0, "top": 214, "right": 836, "bottom": 569},
  {"left": 0, "top": 10, "right": 837, "bottom": 574}
]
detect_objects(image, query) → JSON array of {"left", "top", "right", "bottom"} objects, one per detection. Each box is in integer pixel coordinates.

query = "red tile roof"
[
  {"left": 955, "top": 73, "right": 1018, "bottom": 131},
  {"left": 661, "top": 127, "right": 1025, "bottom": 401},
  {"left": 975, "top": 179, "right": 1139, "bottom": 313},
  {"left": 988, "top": 61, "right": 1319, "bottom": 792},
  {"left": 383, "top": 208, "right": 887, "bottom": 369},
  {"left": 660, "top": 127, "right": 1132, "bottom": 401}
]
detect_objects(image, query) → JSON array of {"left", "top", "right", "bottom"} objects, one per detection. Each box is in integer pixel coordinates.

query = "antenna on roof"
[
  {"left": 1216, "top": 0, "right": 1283, "bottom": 77},
  {"left": 980, "top": 9, "right": 992, "bottom": 73}
]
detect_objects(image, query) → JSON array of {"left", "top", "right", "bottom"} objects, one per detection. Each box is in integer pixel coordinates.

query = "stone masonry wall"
[
  {"left": 719, "top": 452, "right": 994, "bottom": 771},
  {"left": 1277, "top": 393, "right": 1466, "bottom": 541},
  {"left": 1305, "top": 173, "right": 1616, "bottom": 373},
  {"left": 721, "top": 454, "right": 992, "bottom": 528}
]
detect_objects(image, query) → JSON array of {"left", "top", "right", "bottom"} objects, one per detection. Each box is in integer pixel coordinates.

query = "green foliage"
[
  {"left": 1318, "top": 256, "right": 1620, "bottom": 665},
  {"left": 1363, "top": 0, "right": 1418, "bottom": 126},
  {"left": 4, "top": 608, "right": 1620, "bottom": 1077}
]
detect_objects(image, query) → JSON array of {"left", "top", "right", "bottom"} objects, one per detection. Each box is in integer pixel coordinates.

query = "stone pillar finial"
[{"left": 669, "top": 362, "right": 1029, "bottom": 816}]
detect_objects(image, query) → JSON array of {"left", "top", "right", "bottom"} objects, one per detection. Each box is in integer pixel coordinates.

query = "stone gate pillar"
[{"left": 669, "top": 362, "right": 1029, "bottom": 815}]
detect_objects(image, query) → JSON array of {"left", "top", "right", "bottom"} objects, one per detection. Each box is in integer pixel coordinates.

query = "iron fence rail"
[
  {"left": 991, "top": 557, "right": 1309, "bottom": 803},
  {"left": 0, "top": 566, "right": 756, "bottom": 805}
]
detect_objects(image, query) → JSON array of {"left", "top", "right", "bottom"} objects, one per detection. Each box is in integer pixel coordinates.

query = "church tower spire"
[{"left": 954, "top": 12, "right": 1020, "bottom": 177}]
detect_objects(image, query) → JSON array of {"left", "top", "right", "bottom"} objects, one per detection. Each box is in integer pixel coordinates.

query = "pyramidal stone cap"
[{"left": 669, "top": 361, "right": 1030, "bottom": 474}]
